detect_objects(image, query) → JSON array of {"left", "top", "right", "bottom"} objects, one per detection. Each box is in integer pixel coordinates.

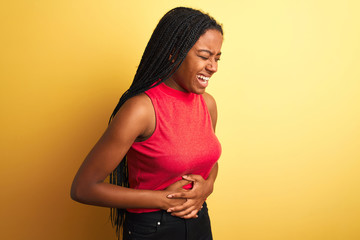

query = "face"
[{"left": 165, "top": 29, "right": 223, "bottom": 94}]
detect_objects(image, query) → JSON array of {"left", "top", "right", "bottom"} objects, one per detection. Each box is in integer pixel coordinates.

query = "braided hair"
[{"left": 109, "top": 6, "right": 223, "bottom": 237}]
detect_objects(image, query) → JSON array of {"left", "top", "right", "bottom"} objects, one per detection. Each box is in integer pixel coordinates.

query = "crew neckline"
[{"left": 159, "top": 82, "right": 195, "bottom": 100}]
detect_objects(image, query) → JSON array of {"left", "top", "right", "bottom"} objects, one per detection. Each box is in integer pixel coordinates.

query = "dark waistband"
[{"left": 125, "top": 202, "right": 208, "bottom": 222}]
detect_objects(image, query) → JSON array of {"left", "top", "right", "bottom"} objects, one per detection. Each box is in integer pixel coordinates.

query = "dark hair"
[{"left": 109, "top": 6, "right": 223, "bottom": 237}]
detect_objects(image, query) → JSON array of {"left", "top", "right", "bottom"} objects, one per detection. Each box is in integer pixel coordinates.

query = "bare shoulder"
[
  {"left": 121, "top": 93, "right": 152, "bottom": 113},
  {"left": 202, "top": 92, "right": 218, "bottom": 130},
  {"left": 112, "top": 93, "right": 152, "bottom": 121},
  {"left": 202, "top": 92, "right": 217, "bottom": 112},
  {"left": 110, "top": 93, "right": 155, "bottom": 140}
]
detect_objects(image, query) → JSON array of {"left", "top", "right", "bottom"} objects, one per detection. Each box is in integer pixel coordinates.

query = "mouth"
[
  {"left": 196, "top": 74, "right": 210, "bottom": 82},
  {"left": 196, "top": 74, "right": 210, "bottom": 88}
]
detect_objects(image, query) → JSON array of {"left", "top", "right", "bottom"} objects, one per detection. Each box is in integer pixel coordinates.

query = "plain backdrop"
[{"left": 1, "top": 0, "right": 360, "bottom": 239}]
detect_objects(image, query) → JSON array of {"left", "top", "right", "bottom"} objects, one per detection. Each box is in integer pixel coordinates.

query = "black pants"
[{"left": 123, "top": 202, "right": 212, "bottom": 240}]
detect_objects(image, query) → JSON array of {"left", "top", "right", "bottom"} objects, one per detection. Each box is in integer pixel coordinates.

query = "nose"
[{"left": 206, "top": 59, "right": 218, "bottom": 73}]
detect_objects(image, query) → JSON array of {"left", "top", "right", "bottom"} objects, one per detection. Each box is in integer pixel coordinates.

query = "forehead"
[{"left": 193, "top": 29, "right": 223, "bottom": 53}]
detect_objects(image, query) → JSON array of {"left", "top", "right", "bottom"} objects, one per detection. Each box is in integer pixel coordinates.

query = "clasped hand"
[{"left": 164, "top": 174, "right": 213, "bottom": 219}]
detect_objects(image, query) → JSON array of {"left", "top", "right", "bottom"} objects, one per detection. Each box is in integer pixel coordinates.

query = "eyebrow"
[{"left": 197, "top": 49, "right": 222, "bottom": 56}]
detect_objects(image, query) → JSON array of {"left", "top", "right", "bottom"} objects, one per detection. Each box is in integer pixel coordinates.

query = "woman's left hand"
[{"left": 166, "top": 174, "right": 214, "bottom": 219}]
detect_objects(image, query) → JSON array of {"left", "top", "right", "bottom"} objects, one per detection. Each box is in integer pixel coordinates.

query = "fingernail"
[
  {"left": 167, "top": 194, "right": 173, "bottom": 198},
  {"left": 196, "top": 215, "right": 198, "bottom": 218},
  {"left": 182, "top": 175, "right": 188, "bottom": 178},
  {"left": 167, "top": 209, "right": 172, "bottom": 213}
]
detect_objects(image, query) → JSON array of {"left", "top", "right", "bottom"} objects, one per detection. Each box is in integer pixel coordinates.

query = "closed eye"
[
  {"left": 198, "top": 54, "right": 221, "bottom": 62},
  {"left": 199, "top": 55, "right": 209, "bottom": 60}
]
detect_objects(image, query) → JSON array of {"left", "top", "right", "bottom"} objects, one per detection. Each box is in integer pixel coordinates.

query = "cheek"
[
  {"left": 178, "top": 64, "right": 192, "bottom": 79},
  {"left": 174, "top": 58, "right": 200, "bottom": 83},
  {"left": 185, "top": 62, "right": 200, "bottom": 76}
]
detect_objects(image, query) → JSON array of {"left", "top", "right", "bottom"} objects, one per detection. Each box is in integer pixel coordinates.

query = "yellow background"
[{"left": 1, "top": 0, "right": 359, "bottom": 239}]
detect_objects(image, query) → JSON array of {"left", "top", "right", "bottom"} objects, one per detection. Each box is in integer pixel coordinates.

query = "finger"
[
  {"left": 168, "top": 200, "right": 203, "bottom": 216},
  {"left": 182, "top": 174, "right": 203, "bottom": 182},
  {"left": 182, "top": 209, "right": 199, "bottom": 219},
  {"left": 183, "top": 205, "right": 203, "bottom": 219},
  {"left": 167, "top": 191, "right": 195, "bottom": 199},
  {"left": 167, "top": 201, "right": 192, "bottom": 213},
  {"left": 171, "top": 205, "right": 197, "bottom": 218},
  {"left": 166, "top": 179, "right": 192, "bottom": 191},
  {"left": 174, "top": 179, "right": 192, "bottom": 187}
]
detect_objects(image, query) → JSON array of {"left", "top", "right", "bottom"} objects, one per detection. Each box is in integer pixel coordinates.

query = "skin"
[
  {"left": 164, "top": 29, "right": 223, "bottom": 94},
  {"left": 71, "top": 29, "right": 223, "bottom": 219}
]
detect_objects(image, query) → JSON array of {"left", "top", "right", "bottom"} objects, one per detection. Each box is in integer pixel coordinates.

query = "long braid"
[{"left": 109, "top": 7, "right": 223, "bottom": 238}]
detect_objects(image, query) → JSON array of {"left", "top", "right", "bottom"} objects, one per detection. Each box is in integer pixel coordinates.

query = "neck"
[{"left": 164, "top": 78, "right": 187, "bottom": 92}]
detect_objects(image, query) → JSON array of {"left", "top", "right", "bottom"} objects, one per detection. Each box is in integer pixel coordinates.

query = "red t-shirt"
[{"left": 126, "top": 83, "right": 221, "bottom": 213}]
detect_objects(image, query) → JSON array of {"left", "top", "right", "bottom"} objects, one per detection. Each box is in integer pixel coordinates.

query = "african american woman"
[{"left": 71, "top": 7, "right": 223, "bottom": 240}]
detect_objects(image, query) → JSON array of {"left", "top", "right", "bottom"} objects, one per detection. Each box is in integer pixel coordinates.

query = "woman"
[{"left": 71, "top": 7, "right": 223, "bottom": 240}]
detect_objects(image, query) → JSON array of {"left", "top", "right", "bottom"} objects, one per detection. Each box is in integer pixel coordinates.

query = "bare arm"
[
  {"left": 203, "top": 92, "right": 218, "bottom": 130},
  {"left": 71, "top": 94, "right": 185, "bottom": 210}
]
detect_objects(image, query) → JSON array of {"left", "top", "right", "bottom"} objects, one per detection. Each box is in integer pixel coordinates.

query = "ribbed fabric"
[{"left": 127, "top": 83, "right": 221, "bottom": 213}]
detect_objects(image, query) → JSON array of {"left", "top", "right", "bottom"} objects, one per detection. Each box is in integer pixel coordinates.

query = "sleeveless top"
[{"left": 126, "top": 82, "right": 222, "bottom": 213}]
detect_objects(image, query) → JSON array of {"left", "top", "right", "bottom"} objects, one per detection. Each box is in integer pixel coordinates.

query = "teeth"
[{"left": 197, "top": 75, "right": 210, "bottom": 81}]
